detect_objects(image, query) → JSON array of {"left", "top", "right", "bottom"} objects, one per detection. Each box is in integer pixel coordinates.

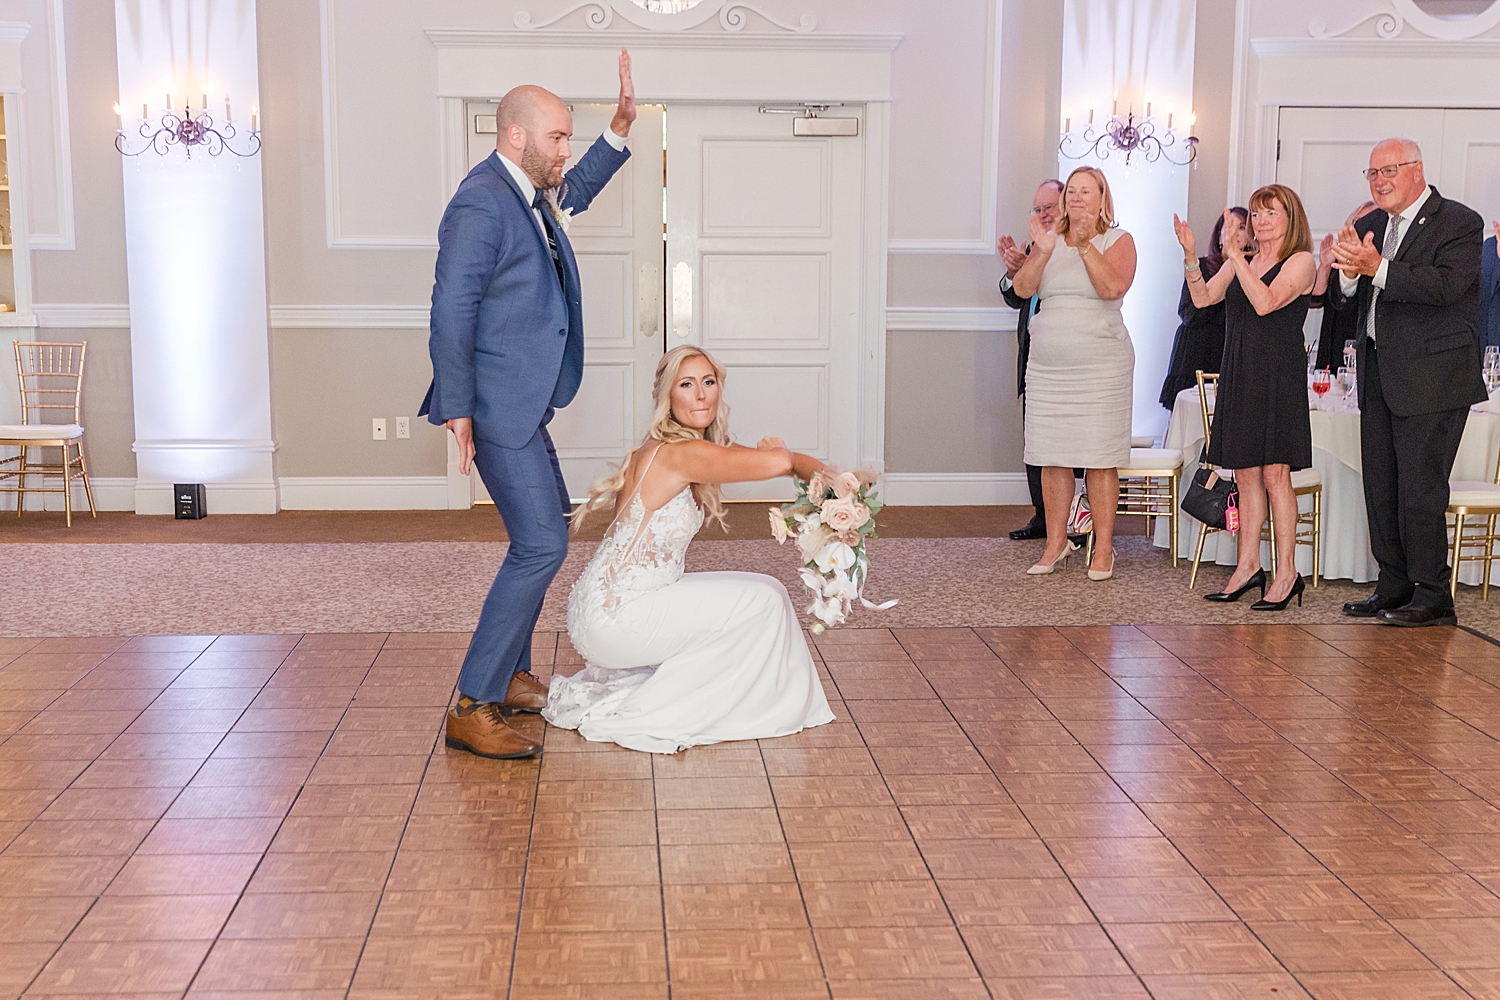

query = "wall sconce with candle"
[
  {"left": 114, "top": 88, "right": 260, "bottom": 159},
  {"left": 1059, "top": 99, "right": 1196, "bottom": 167}
]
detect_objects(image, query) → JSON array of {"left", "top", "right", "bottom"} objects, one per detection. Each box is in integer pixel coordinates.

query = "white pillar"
[
  {"left": 115, "top": 0, "right": 276, "bottom": 514},
  {"left": 1060, "top": 0, "right": 1196, "bottom": 439}
]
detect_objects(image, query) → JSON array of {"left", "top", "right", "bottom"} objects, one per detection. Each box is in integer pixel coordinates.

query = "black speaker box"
[{"left": 175, "top": 483, "right": 206, "bottom": 519}]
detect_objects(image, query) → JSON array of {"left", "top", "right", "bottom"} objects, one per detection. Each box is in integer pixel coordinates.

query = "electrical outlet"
[
  {"left": 395, "top": 416, "right": 410, "bottom": 439},
  {"left": 372, "top": 418, "right": 386, "bottom": 441}
]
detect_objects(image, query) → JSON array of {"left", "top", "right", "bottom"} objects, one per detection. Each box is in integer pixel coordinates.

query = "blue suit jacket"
[
  {"left": 1484, "top": 236, "right": 1500, "bottom": 351},
  {"left": 420, "top": 137, "right": 631, "bottom": 448}
]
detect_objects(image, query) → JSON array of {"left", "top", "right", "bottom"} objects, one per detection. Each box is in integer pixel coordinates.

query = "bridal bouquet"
[{"left": 769, "top": 469, "right": 896, "bottom": 632}]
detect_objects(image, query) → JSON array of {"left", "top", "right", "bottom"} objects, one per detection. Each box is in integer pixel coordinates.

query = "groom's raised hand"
[{"left": 610, "top": 48, "right": 636, "bottom": 138}]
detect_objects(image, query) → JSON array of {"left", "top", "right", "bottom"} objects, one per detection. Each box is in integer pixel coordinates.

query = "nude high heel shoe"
[
  {"left": 1087, "top": 549, "right": 1116, "bottom": 582},
  {"left": 1027, "top": 541, "right": 1078, "bottom": 575}
]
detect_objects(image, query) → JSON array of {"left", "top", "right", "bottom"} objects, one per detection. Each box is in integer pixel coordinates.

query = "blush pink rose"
[
  {"left": 832, "top": 471, "right": 861, "bottom": 499},
  {"left": 768, "top": 507, "right": 789, "bottom": 544},
  {"left": 821, "top": 495, "right": 871, "bottom": 533}
]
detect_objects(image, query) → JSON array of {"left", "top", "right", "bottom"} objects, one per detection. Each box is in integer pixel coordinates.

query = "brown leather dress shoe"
[
  {"left": 445, "top": 702, "right": 542, "bottom": 759},
  {"left": 502, "top": 671, "right": 549, "bottom": 714}
]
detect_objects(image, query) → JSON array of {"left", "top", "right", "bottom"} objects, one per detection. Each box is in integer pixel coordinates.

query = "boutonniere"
[{"left": 543, "top": 187, "right": 572, "bottom": 234}]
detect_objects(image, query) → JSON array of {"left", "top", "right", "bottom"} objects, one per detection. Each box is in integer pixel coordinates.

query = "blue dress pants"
[{"left": 456, "top": 419, "right": 571, "bottom": 703}]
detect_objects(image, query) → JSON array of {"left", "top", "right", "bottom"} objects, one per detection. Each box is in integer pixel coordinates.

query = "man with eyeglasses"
[
  {"left": 1001, "top": 180, "right": 1082, "bottom": 542},
  {"left": 1332, "top": 138, "right": 1486, "bottom": 627}
]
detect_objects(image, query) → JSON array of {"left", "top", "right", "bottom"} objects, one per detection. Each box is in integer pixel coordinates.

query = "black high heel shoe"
[
  {"left": 1204, "top": 569, "right": 1266, "bottom": 603},
  {"left": 1252, "top": 574, "right": 1305, "bottom": 611}
]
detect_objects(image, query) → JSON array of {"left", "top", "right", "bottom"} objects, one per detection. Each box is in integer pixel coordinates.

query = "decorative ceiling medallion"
[
  {"left": 1310, "top": 0, "right": 1500, "bottom": 39},
  {"left": 515, "top": 0, "right": 816, "bottom": 32}
]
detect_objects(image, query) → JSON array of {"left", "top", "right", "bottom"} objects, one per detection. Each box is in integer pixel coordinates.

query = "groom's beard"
[{"left": 521, "top": 141, "right": 565, "bottom": 191}]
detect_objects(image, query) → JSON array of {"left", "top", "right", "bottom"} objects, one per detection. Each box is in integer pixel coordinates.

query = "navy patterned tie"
[{"left": 533, "top": 191, "right": 566, "bottom": 289}]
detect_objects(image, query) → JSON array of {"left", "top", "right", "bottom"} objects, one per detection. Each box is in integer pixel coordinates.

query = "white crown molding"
[
  {"left": 133, "top": 439, "right": 279, "bottom": 454},
  {"left": 0, "top": 21, "right": 29, "bottom": 44},
  {"left": 278, "top": 476, "right": 450, "bottom": 511},
  {"left": 512, "top": 0, "right": 816, "bottom": 34},
  {"left": 1310, "top": 1, "right": 1500, "bottom": 41},
  {"left": 425, "top": 27, "right": 899, "bottom": 52},
  {"left": 27, "top": 0, "right": 74, "bottom": 251},
  {"left": 885, "top": 306, "right": 1016, "bottom": 333},
  {"left": 881, "top": 472, "right": 1029, "bottom": 506},
  {"left": 1252, "top": 36, "right": 1500, "bottom": 58}
]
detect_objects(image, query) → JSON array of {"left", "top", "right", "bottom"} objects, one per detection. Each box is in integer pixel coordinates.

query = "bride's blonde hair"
[{"left": 571, "top": 345, "right": 732, "bottom": 533}]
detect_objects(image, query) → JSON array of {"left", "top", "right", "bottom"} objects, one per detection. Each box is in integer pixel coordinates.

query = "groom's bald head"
[{"left": 496, "top": 85, "right": 573, "bottom": 189}]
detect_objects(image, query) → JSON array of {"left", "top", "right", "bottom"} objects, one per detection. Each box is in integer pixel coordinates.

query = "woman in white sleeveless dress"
[
  {"left": 1011, "top": 165, "right": 1138, "bottom": 581},
  {"left": 544, "top": 345, "right": 835, "bottom": 754}
]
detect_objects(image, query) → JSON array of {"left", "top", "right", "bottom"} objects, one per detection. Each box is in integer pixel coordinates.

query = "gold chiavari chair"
[
  {"left": 0, "top": 342, "right": 96, "bottom": 526},
  {"left": 1090, "top": 444, "right": 1185, "bottom": 568},
  {"left": 1446, "top": 445, "right": 1500, "bottom": 600}
]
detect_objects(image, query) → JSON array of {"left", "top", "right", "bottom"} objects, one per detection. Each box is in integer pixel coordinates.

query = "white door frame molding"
[
  {"left": 1232, "top": 32, "right": 1500, "bottom": 202},
  {"left": 427, "top": 26, "right": 901, "bottom": 504}
]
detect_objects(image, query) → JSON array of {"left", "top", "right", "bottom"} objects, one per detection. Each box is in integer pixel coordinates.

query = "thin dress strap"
[{"left": 604, "top": 443, "right": 666, "bottom": 537}]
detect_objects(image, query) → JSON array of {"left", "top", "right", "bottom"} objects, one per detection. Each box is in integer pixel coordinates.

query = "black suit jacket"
[
  {"left": 1352, "top": 187, "right": 1487, "bottom": 417},
  {"left": 1001, "top": 250, "right": 1036, "bottom": 397}
]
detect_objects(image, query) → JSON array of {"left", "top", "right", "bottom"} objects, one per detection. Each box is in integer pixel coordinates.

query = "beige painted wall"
[
  {"left": 271, "top": 329, "right": 445, "bottom": 478},
  {"left": 15, "top": 0, "right": 1254, "bottom": 494}
]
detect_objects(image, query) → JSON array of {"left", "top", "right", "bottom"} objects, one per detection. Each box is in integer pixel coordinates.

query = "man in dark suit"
[
  {"left": 1483, "top": 222, "right": 1500, "bottom": 352},
  {"left": 1333, "top": 138, "right": 1486, "bottom": 627},
  {"left": 421, "top": 52, "right": 636, "bottom": 757},
  {"left": 999, "top": 179, "right": 1063, "bottom": 540}
]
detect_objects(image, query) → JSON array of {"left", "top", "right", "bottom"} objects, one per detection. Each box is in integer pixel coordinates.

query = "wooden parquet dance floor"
[{"left": 3, "top": 625, "right": 1500, "bottom": 999}]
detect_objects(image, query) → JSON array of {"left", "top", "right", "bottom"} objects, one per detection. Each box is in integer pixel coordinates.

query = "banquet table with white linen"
[{"left": 1154, "top": 385, "right": 1500, "bottom": 585}]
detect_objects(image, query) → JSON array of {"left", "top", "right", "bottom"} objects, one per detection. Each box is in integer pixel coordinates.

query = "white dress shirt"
[
  {"left": 496, "top": 128, "right": 629, "bottom": 235},
  {"left": 1339, "top": 184, "right": 1432, "bottom": 307}
]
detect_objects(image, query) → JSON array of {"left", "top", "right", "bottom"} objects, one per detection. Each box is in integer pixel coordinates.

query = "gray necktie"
[{"left": 1366, "top": 212, "right": 1403, "bottom": 342}]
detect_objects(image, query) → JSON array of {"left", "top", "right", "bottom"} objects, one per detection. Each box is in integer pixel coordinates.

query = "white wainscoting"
[
  {"left": 278, "top": 476, "right": 450, "bottom": 510},
  {"left": 881, "top": 472, "right": 1031, "bottom": 507}
]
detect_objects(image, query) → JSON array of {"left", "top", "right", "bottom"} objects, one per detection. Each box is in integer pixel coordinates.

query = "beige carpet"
[{"left": 8, "top": 535, "right": 1500, "bottom": 637}]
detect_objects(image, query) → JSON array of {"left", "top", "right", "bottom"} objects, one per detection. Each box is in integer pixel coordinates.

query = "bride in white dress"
[{"left": 543, "top": 345, "right": 836, "bottom": 753}]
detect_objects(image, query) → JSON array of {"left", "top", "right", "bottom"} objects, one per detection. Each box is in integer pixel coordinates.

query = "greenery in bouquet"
[{"left": 768, "top": 468, "right": 895, "bottom": 632}]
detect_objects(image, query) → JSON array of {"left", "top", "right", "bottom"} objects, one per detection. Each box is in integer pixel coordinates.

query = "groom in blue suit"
[{"left": 421, "top": 51, "right": 636, "bottom": 759}]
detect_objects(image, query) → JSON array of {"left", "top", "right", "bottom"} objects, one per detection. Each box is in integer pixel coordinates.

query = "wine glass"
[
  {"left": 1312, "top": 368, "right": 1331, "bottom": 408},
  {"left": 1485, "top": 346, "right": 1499, "bottom": 394},
  {"left": 1343, "top": 339, "right": 1357, "bottom": 373}
]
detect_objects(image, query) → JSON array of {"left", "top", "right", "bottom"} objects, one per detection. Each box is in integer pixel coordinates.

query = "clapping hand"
[
  {"left": 1028, "top": 212, "right": 1057, "bottom": 254},
  {"left": 1220, "top": 209, "right": 1248, "bottom": 262},
  {"left": 609, "top": 48, "right": 637, "bottom": 138},
  {"left": 998, "top": 234, "right": 1027, "bottom": 276},
  {"left": 1319, "top": 232, "right": 1338, "bottom": 271},
  {"left": 1332, "top": 222, "right": 1381, "bottom": 277},
  {"left": 1172, "top": 213, "right": 1196, "bottom": 260},
  {"left": 1493, "top": 220, "right": 1499, "bottom": 257}
]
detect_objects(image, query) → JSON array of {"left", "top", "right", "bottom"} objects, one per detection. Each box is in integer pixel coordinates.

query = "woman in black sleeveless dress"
[{"left": 1173, "top": 185, "right": 1317, "bottom": 610}]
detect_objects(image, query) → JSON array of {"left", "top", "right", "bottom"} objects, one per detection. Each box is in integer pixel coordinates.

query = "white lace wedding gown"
[{"left": 545, "top": 447, "right": 835, "bottom": 753}]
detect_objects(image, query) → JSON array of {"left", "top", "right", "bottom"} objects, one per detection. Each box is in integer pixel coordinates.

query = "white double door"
[
  {"left": 1276, "top": 107, "right": 1500, "bottom": 236},
  {"left": 463, "top": 103, "right": 865, "bottom": 504}
]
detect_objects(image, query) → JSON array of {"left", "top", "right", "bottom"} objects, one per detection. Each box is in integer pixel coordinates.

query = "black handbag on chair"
[{"left": 1182, "top": 466, "right": 1238, "bottom": 530}]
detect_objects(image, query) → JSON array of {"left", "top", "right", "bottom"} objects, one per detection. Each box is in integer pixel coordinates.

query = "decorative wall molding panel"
[
  {"left": 28, "top": 0, "right": 75, "bottom": 250},
  {"left": 33, "top": 303, "right": 131, "bottom": 327},
  {"left": 278, "top": 476, "right": 450, "bottom": 510},
  {"left": 1310, "top": 1, "right": 1500, "bottom": 41},
  {"left": 884, "top": 306, "right": 1016, "bottom": 333},
  {"left": 881, "top": 472, "right": 1030, "bottom": 506},
  {"left": 513, "top": 0, "right": 816, "bottom": 34},
  {"left": 35, "top": 303, "right": 1024, "bottom": 335},
  {"left": 885, "top": 0, "right": 1000, "bottom": 256}
]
